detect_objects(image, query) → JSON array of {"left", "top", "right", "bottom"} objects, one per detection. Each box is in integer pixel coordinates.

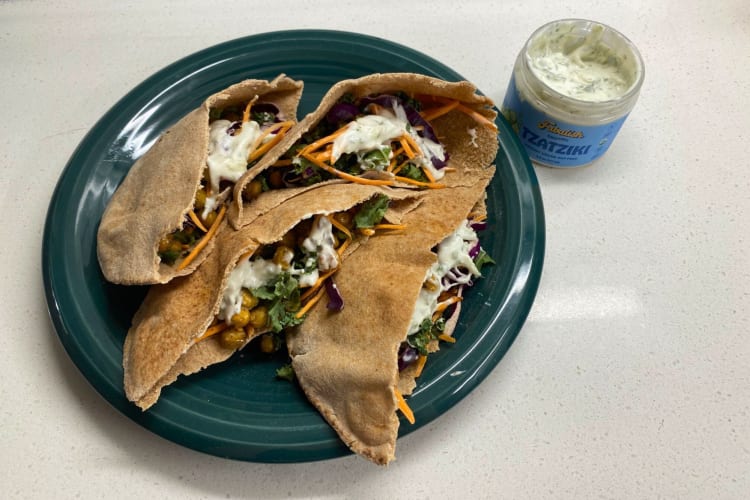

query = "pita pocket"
[
  {"left": 286, "top": 167, "right": 495, "bottom": 465},
  {"left": 123, "top": 183, "right": 424, "bottom": 410},
  {"left": 98, "top": 75, "right": 303, "bottom": 285},
  {"left": 228, "top": 72, "right": 498, "bottom": 227}
]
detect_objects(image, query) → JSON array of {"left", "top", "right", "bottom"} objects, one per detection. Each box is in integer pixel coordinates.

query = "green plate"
[{"left": 42, "top": 30, "right": 544, "bottom": 462}]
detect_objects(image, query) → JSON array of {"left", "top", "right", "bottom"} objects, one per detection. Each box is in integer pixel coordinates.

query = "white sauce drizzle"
[
  {"left": 203, "top": 119, "right": 261, "bottom": 217},
  {"left": 407, "top": 220, "right": 481, "bottom": 334},
  {"left": 301, "top": 216, "right": 339, "bottom": 273},
  {"left": 331, "top": 104, "right": 446, "bottom": 180},
  {"left": 217, "top": 215, "right": 339, "bottom": 321}
]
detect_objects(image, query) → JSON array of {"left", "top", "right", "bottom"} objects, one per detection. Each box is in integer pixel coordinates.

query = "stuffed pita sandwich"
[
  {"left": 98, "top": 75, "right": 303, "bottom": 285},
  {"left": 228, "top": 72, "right": 499, "bottom": 228},
  {"left": 285, "top": 167, "right": 496, "bottom": 465},
  {"left": 123, "top": 183, "right": 424, "bottom": 410}
]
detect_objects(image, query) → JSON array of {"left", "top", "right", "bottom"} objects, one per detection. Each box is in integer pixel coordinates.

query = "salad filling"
[
  {"left": 244, "top": 92, "right": 496, "bottom": 199},
  {"left": 195, "top": 194, "right": 406, "bottom": 352},
  {"left": 158, "top": 102, "right": 294, "bottom": 268},
  {"left": 396, "top": 214, "right": 495, "bottom": 418}
]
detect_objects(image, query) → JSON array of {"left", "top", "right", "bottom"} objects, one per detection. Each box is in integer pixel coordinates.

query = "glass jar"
[{"left": 502, "top": 19, "right": 645, "bottom": 167}]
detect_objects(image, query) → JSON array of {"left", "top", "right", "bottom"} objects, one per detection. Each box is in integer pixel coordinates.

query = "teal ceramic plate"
[{"left": 42, "top": 30, "right": 544, "bottom": 462}]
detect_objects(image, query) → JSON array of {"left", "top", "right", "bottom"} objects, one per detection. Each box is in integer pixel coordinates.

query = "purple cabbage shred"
[{"left": 325, "top": 278, "right": 344, "bottom": 311}]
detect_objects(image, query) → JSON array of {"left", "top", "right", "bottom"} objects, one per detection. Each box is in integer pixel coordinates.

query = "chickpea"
[
  {"left": 219, "top": 328, "right": 247, "bottom": 350},
  {"left": 230, "top": 308, "right": 251, "bottom": 328},
  {"left": 424, "top": 275, "right": 440, "bottom": 292},
  {"left": 244, "top": 179, "right": 263, "bottom": 200},
  {"left": 332, "top": 211, "right": 353, "bottom": 228},
  {"left": 203, "top": 210, "right": 217, "bottom": 228},
  {"left": 168, "top": 240, "right": 183, "bottom": 254},
  {"left": 241, "top": 289, "right": 259, "bottom": 310},
  {"left": 194, "top": 188, "right": 207, "bottom": 211},
  {"left": 259, "top": 333, "right": 276, "bottom": 353},
  {"left": 243, "top": 324, "right": 256, "bottom": 337},
  {"left": 248, "top": 306, "right": 268, "bottom": 329},
  {"left": 268, "top": 169, "right": 284, "bottom": 189},
  {"left": 158, "top": 237, "right": 172, "bottom": 253},
  {"left": 273, "top": 245, "right": 294, "bottom": 269}
]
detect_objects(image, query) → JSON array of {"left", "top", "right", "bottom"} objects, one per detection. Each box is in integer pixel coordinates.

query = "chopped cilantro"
[
  {"left": 158, "top": 249, "right": 181, "bottom": 265},
  {"left": 473, "top": 248, "right": 495, "bottom": 273},
  {"left": 252, "top": 273, "right": 304, "bottom": 332},
  {"left": 358, "top": 146, "right": 391, "bottom": 171},
  {"left": 354, "top": 194, "right": 389, "bottom": 229},
  {"left": 397, "top": 162, "right": 429, "bottom": 182},
  {"left": 276, "top": 363, "right": 295, "bottom": 382},
  {"left": 408, "top": 317, "right": 446, "bottom": 355},
  {"left": 251, "top": 110, "right": 276, "bottom": 126},
  {"left": 395, "top": 91, "right": 423, "bottom": 111}
]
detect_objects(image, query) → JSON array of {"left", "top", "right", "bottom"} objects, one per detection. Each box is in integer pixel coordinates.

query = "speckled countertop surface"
[{"left": 2, "top": 1, "right": 748, "bottom": 498}]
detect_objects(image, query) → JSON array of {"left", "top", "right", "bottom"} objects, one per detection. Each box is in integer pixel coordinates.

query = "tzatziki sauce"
[
  {"left": 501, "top": 19, "right": 644, "bottom": 167},
  {"left": 527, "top": 23, "right": 633, "bottom": 102}
]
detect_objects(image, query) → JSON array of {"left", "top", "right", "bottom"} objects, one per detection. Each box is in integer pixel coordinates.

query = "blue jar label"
[{"left": 501, "top": 76, "right": 628, "bottom": 167}]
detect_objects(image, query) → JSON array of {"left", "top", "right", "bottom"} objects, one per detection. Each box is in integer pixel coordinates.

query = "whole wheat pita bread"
[
  {"left": 97, "top": 75, "right": 303, "bottom": 285},
  {"left": 228, "top": 72, "right": 498, "bottom": 228},
  {"left": 286, "top": 167, "right": 495, "bottom": 465},
  {"left": 123, "top": 183, "right": 425, "bottom": 410}
]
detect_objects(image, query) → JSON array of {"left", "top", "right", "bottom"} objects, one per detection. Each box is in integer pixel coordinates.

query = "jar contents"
[
  {"left": 528, "top": 23, "right": 636, "bottom": 102},
  {"left": 502, "top": 19, "right": 644, "bottom": 167}
]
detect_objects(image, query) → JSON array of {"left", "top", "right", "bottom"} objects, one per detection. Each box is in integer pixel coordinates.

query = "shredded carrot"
[
  {"left": 327, "top": 214, "right": 353, "bottom": 257},
  {"left": 299, "top": 126, "right": 349, "bottom": 155},
  {"left": 196, "top": 322, "right": 229, "bottom": 343},
  {"left": 248, "top": 121, "right": 294, "bottom": 162},
  {"left": 401, "top": 133, "right": 422, "bottom": 157},
  {"left": 387, "top": 147, "right": 404, "bottom": 172},
  {"left": 391, "top": 161, "right": 409, "bottom": 175},
  {"left": 357, "top": 227, "right": 376, "bottom": 236},
  {"left": 242, "top": 101, "right": 253, "bottom": 123},
  {"left": 438, "top": 333, "right": 457, "bottom": 344},
  {"left": 176, "top": 204, "right": 227, "bottom": 271},
  {"left": 315, "top": 149, "right": 333, "bottom": 162},
  {"left": 327, "top": 214, "right": 352, "bottom": 240},
  {"left": 394, "top": 388, "right": 415, "bottom": 424},
  {"left": 372, "top": 223, "right": 406, "bottom": 232},
  {"left": 295, "top": 286, "right": 327, "bottom": 319},
  {"left": 394, "top": 176, "right": 445, "bottom": 189},
  {"left": 413, "top": 355, "right": 428, "bottom": 378},
  {"left": 434, "top": 295, "right": 463, "bottom": 314},
  {"left": 365, "top": 102, "right": 386, "bottom": 115},
  {"left": 468, "top": 212, "right": 487, "bottom": 222},
  {"left": 420, "top": 100, "right": 460, "bottom": 122},
  {"left": 455, "top": 103, "right": 498, "bottom": 132},
  {"left": 188, "top": 210, "right": 208, "bottom": 233},
  {"left": 399, "top": 136, "right": 416, "bottom": 159},
  {"left": 419, "top": 95, "right": 498, "bottom": 132},
  {"left": 336, "top": 237, "right": 351, "bottom": 256},
  {"left": 420, "top": 164, "right": 436, "bottom": 184},
  {"left": 301, "top": 152, "right": 394, "bottom": 186}
]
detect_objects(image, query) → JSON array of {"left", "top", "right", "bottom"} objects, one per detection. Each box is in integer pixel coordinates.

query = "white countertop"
[{"left": 2, "top": 1, "right": 748, "bottom": 498}]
